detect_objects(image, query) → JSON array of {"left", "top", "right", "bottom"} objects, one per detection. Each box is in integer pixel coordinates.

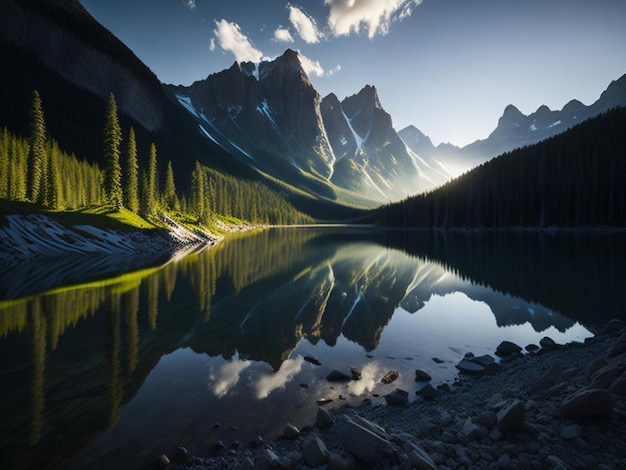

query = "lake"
[{"left": 1, "top": 227, "right": 624, "bottom": 469}]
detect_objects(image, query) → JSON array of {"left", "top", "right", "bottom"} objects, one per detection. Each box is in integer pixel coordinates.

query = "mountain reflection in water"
[{"left": 0, "top": 228, "right": 624, "bottom": 469}]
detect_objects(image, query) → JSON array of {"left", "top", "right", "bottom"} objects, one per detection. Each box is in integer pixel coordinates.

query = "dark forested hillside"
[{"left": 378, "top": 107, "right": 626, "bottom": 228}]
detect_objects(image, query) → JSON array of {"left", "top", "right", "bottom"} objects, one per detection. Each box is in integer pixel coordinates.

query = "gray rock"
[
  {"left": 336, "top": 414, "right": 395, "bottom": 463},
  {"left": 403, "top": 441, "right": 438, "bottom": 470},
  {"left": 590, "top": 363, "right": 625, "bottom": 389},
  {"left": 530, "top": 361, "right": 563, "bottom": 394},
  {"left": 474, "top": 410, "right": 497, "bottom": 430},
  {"left": 495, "top": 341, "right": 522, "bottom": 357},
  {"left": 496, "top": 399, "right": 525, "bottom": 432},
  {"left": 381, "top": 370, "right": 399, "bottom": 384},
  {"left": 304, "top": 355, "right": 321, "bottom": 366},
  {"left": 283, "top": 423, "right": 300, "bottom": 439},
  {"left": 546, "top": 455, "right": 573, "bottom": 470},
  {"left": 607, "top": 333, "right": 626, "bottom": 358},
  {"left": 327, "top": 370, "right": 352, "bottom": 382},
  {"left": 603, "top": 318, "right": 624, "bottom": 333},
  {"left": 316, "top": 407, "right": 334, "bottom": 429},
  {"left": 461, "top": 418, "right": 489, "bottom": 440},
  {"left": 560, "top": 423, "right": 581, "bottom": 440},
  {"left": 560, "top": 388, "right": 613, "bottom": 418},
  {"left": 159, "top": 454, "right": 170, "bottom": 467},
  {"left": 350, "top": 367, "right": 362, "bottom": 380},
  {"left": 328, "top": 451, "right": 356, "bottom": 470},
  {"left": 496, "top": 453, "right": 510, "bottom": 468},
  {"left": 302, "top": 433, "right": 329, "bottom": 466},
  {"left": 525, "top": 344, "right": 540, "bottom": 352},
  {"left": 415, "top": 369, "right": 432, "bottom": 382},
  {"left": 471, "top": 354, "right": 496, "bottom": 367},
  {"left": 254, "top": 449, "right": 281, "bottom": 470},
  {"left": 440, "top": 431, "right": 457, "bottom": 444},
  {"left": 385, "top": 388, "right": 409, "bottom": 406},
  {"left": 455, "top": 359, "right": 486, "bottom": 375},
  {"left": 416, "top": 383, "right": 440, "bottom": 400},
  {"left": 609, "top": 373, "right": 626, "bottom": 396},
  {"left": 585, "top": 357, "right": 608, "bottom": 380},
  {"left": 539, "top": 336, "right": 557, "bottom": 350},
  {"left": 489, "top": 427, "right": 503, "bottom": 441}
]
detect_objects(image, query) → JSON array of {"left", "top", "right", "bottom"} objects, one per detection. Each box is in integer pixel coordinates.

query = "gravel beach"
[{"left": 169, "top": 319, "right": 626, "bottom": 469}]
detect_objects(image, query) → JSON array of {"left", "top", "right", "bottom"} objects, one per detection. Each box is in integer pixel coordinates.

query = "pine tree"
[
  {"left": 162, "top": 160, "right": 180, "bottom": 211},
  {"left": 26, "top": 90, "right": 46, "bottom": 204},
  {"left": 190, "top": 160, "right": 206, "bottom": 222},
  {"left": 103, "top": 93, "right": 123, "bottom": 210},
  {"left": 124, "top": 127, "right": 139, "bottom": 212},
  {"left": 142, "top": 143, "right": 158, "bottom": 215}
]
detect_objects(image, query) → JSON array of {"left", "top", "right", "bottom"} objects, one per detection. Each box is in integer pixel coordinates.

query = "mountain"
[
  {"left": 400, "top": 73, "right": 626, "bottom": 175},
  {"left": 381, "top": 106, "right": 626, "bottom": 228},
  {"left": 321, "top": 85, "right": 426, "bottom": 200},
  {"left": 170, "top": 53, "right": 440, "bottom": 202},
  {"left": 169, "top": 50, "right": 335, "bottom": 187}
]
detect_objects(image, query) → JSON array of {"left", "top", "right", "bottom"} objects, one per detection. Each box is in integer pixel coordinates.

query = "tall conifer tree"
[
  {"left": 103, "top": 93, "right": 123, "bottom": 210},
  {"left": 162, "top": 160, "right": 179, "bottom": 211},
  {"left": 124, "top": 127, "right": 139, "bottom": 212},
  {"left": 26, "top": 90, "right": 46, "bottom": 204}
]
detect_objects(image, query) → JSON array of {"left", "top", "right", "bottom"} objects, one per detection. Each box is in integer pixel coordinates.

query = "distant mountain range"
[
  {"left": 400, "top": 74, "right": 626, "bottom": 174},
  {"left": 1, "top": 0, "right": 625, "bottom": 206}
]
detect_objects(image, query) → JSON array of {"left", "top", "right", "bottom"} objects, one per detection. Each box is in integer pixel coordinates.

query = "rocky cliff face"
[
  {"left": 0, "top": 0, "right": 166, "bottom": 132},
  {"left": 322, "top": 85, "right": 422, "bottom": 200},
  {"left": 177, "top": 49, "right": 335, "bottom": 179}
]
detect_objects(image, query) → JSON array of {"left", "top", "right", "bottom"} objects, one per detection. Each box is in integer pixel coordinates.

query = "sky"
[{"left": 80, "top": 0, "right": 626, "bottom": 147}]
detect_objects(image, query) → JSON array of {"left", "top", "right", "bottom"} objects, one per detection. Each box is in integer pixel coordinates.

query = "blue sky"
[{"left": 81, "top": 0, "right": 626, "bottom": 147}]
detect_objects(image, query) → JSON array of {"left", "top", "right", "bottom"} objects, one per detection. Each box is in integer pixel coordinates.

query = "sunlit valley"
[{"left": 1, "top": 1, "right": 625, "bottom": 469}]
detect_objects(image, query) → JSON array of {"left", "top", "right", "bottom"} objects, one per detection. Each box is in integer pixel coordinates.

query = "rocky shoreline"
[{"left": 168, "top": 319, "right": 626, "bottom": 470}]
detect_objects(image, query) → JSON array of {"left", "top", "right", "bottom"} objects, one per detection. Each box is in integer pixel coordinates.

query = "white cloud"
[
  {"left": 325, "top": 0, "right": 422, "bottom": 39},
  {"left": 213, "top": 19, "right": 264, "bottom": 63},
  {"left": 182, "top": 0, "right": 196, "bottom": 10},
  {"left": 210, "top": 359, "right": 252, "bottom": 398},
  {"left": 327, "top": 64, "right": 342, "bottom": 76},
  {"left": 209, "top": 38, "right": 216, "bottom": 52},
  {"left": 288, "top": 5, "right": 321, "bottom": 44},
  {"left": 298, "top": 52, "right": 325, "bottom": 78},
  {"left": 274, "top": 26, "right": 294, "bottom": 43},
  {"left": 254, "top": 356, "right": 304, "bottom": 399}
]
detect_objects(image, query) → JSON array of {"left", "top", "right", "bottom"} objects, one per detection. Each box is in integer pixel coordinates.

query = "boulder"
[
  {"left": 385, "top": 388, "right": 409, "bottom": 406},
  {"left": 456, "top": 359, "right": 486, "bottom": 375},
  {"left": 316, "top": 407, "right": 334, "bottom": 429},
  {"left": 539, "top": 336, "right": 557, "bottom": 350},
  {"left": 328, "top": 451, "right": 356, "bottom": 470},
  {"left": 607, "top": 333, "right": 626, "bottom": 358},
  {"left": 471, "top": 354, "right": 496, "bottom": 367},
  {"left": 603, "top": 318, "right": 624, "bottom": 333},
  {"left": 327, "top": 370, "right": 351, "bottom": 382},
  {"left": 474, "top": 410, "right": 497, "bottom": 430},
  {"left": 460, "top": 418, "right": 488, "bottom": 440},
  {"left": 590, "top": 363, "right": 625, "bottom": 389},
  {"left": 525, "top": 344, "right": 540, "bottom": 352},
  {"left": 304, "top": 355, "right": 321, "bottom": 366},
  {"left": 280, "top": 450, "right": 302, "bottom": 468},
  {"left": 560, "top": 424, "right": 581, "bottom": 440},
  {"left": 416, "top": 383, "right": 440, "bottom": 401},
  {"left": 495, "top": 341, "right": 522, "bottom": 358},
  {"left": 283, "top": 423, "right": 300, "bottom": 439},
  {"left": 560, "top": 388, "right": 613, "bottom": 418},
  {"left": 350, "top": 367, "right": 362, "bottom": 380},
  {"left": 530, "top": 361, "right": 563, "bottom": 394},
  {"left": 414, "top": 369, "right": 432, "bottom": 382},
  {"left": 302, "top": 433, "right": 329, "bottom": 466},
  {"left": 381, "top": 370, "right": 399, "bottom": 384},
  {"left": 336, "top": 414, "right": 395, "bottom": 463},
  {"left": 496, "top": 399, "right": 525, "bottom": 432},
  {"left": 609, "top": 373, "right": 626, "bottom": 396},
  {"left": 403, "top": 441, "right": 438, "bottom": 470},
  {"left": 254, "top": 449, "right": 281, "bottom": 470},
  {"left": 159, "top": 454, "right": 170, "bottom": 467}
]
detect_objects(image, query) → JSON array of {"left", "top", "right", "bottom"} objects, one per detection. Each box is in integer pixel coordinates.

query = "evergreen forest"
[
  {"left": 377, "top": 107, "right": 626, "bottom": 228},
  {"left": 0, "top": 91, "right": 313, "bottom": 226}
]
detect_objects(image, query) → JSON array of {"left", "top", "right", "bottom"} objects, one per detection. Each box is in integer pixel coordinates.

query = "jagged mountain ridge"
[
  {"left": 401, "top": 73, "right": 626, "bottom": 175},
  {"left": 170, "top": 50, "right": 436, "bottom": 202}
]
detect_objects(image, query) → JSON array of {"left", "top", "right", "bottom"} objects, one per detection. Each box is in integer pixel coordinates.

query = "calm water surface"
[{"left": 1, "top": 228, "right": 625, "bottom": 469}]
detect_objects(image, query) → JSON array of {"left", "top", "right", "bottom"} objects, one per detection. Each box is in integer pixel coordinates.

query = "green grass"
[{"left": 0, "top": 199, "right": 162, "bottom": 232}]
